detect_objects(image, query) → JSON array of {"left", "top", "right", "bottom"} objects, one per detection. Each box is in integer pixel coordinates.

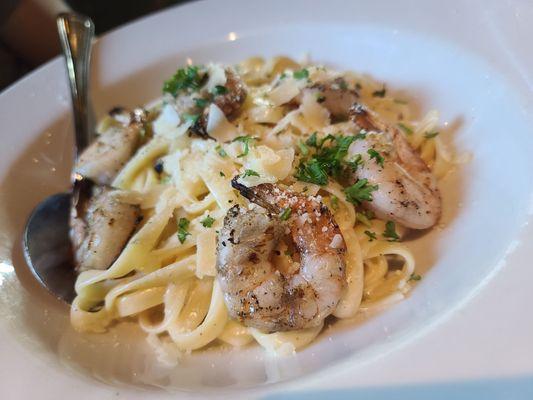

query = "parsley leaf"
[
  {"left": 372, "top": 85, "right": 386, "bottom": 98},
  {"left": 233, "top": 135, "right": 254, "bottom": 157},
  {"left": 298, "top": 141, "right": 309, "bottom": 156},
  {"left": 305, "top": 132, "right": 319, "bottom": 148},
  {"left": 280, "top": 207, "right": 292, "bottom": 221},
  {"left": 163, "top": 66, "right": 205, "bottom": 97},
  {"left": 293, "top": 68, "right": 309, "bottom": 80},
  {"left": 215, "top": 145, "right": 227, "bottom": 157},
  {"left": 295, "top": 158, "right": 329, "bottom": 185},
  {"left": 219, "top": 171, "right": 225, "bottom": 177},
  {"left": 183, "top": 113, "right": 200, "bottom": 124},
  {"left": 408, "top": 273, "right": 422, "bottom": 282},
  {"left": 383, "top": 221, "right": 400, "bottom": 241},
  {"left": 194, "top": 98, "right": 208, "bottom": 108},
  {"left": 356, "top": 209, "right": 375, "bottom": 227},
  {"left": 398, "top": 123, "right": 413, "bottom": 135},
  {"left": 354, "top": 130, "right": 367, "bottom": 140},
  {"left": 212, "top": 85, "right": 228, "bottom": 95},
  {"left": 344, "top": 179, "right": 379, "bottom": 205},
  {"left": 296, "top": 134, "right": 359, "bottom": 185},
  {"left": 346, "top": 154, "right": 363, "bottom": 171},
  {"left": 424, "top": 131, "right": 439, "bottom": 139},
  {"left": 201, "top": 215, "right": 215, "bottom": 228},
  {"left": 177, "top": 218, "right": 191, "bottom": 243},
  {"left": 242, "top": 169, "right": 260, "bottom": 178},
  {"left": 367, "top": 149, "right": 384, "bottom": 167},
  {"left": 364, "top": 230, "right": 377, "bottom": 241}
]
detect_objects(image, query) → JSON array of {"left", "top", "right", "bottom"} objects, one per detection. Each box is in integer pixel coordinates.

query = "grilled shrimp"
[
  {"left": 301, "top": 77, "right": 359, "bottom": 120},
  {"left": 72, "top": 108, "right": 143, "bottom": 272},
  {"left": 216, "top": 179, "right": 346, "bottom": 332},
  {"left": 302, "top": 79, "right": 441, "bottom": 229},
  {"left": 348, "top": 104, "right": 441, "bottom": 229},
  {"left": 75, "top": 108, "right": 144, "bottom": 186},
  {"left": 184, "top": 68, "right": 247, "bottom": 137},
  {"left": 70, "top": 180, "right": 140, "bottom": 272}
]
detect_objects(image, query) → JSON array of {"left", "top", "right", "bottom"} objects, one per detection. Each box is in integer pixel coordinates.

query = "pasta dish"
[{"left": 69, "top": 56, "right": 456, "bottom": 357}]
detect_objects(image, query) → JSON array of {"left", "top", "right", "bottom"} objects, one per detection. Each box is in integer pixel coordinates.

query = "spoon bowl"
[
  {"left": 23, "top": 193, "right": 76, "bottom": 303},
  {"left": 22, "top": 13, "right": 94, "bottom": 304}
]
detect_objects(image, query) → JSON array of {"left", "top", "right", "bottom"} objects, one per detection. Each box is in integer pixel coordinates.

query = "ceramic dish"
[{"left": 1, "top": 0, "right": 532, "bottom": 398}]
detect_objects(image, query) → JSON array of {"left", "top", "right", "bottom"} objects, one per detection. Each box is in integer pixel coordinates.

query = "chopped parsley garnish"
[
  {"left": 346, "top": 154, "right": 364, "bottom": 171},
  {"left": 201, "top": 215, "right": 215, "bottom": 228},
  {"left": 298, "top": 141, "right": 309, "bottom": 156},
  {"left": 424, "top": 131, "right": 440, "bottom": 139},
  {"left": 242, "top": 169, "right": 260, "bottom": 178},
  {"left": 364, "top": 230, "right": 377, "bottom": 241},
  {"left": 295, "top": 158, "right": 329, "bottom": 185},
  {"left": 344, "top": 179, "right": 379, "bottom": 205},
  {"left": 215, "top": 145, "right": 227, "bottom": 157},
  {"left": 295, "top": 134, "right": 360, "bottom": 185},
  {"left": 194, "top": 98, "right": 208, "bottom": 108},
  {"left": 279, "top": 72, "right": 287, "bottom": 79},
  {"left": 212, "top": 85, "right": 228, "bottom": 95},
  {"left": 354, "top": 130, "right": 367, "bottom": 140},
  {"left": 398, "top": 123, "right": 413, "bottom": 135},
  {"left": 338, "top": 79, "right": 348, "bottom": 90},
  {"left": 372, "top": 85, "right": 386, "bottom": 98},
  {"left": 280, "top": 207, "right": 292, "bottom": 221},
  {"left": 183, "top": 113, "right": 200, "bottom": 124},
  {"left": 356, "top": 209, "right": 375, "bottom": 227},
  {"left": 233, "top": 135, "right": 254, "bottom": 157},
  {"left": 408, "top": 273, "right": 422, "bottom": 282},
  {"left": 293, "top": 68, "right": 309, "bottom": 80},
  {"left": 330, "top": 195, "right": 339, "bottom": 211},
  {"left": 356, "top": 211, "right": 373, "bottom": 227},
  {"left": 383, "top": 221, "right": 400, "bottom": 241},
  {"left": 163, "top": 66, "right": 205, "bottom": 97},
  {"left": 219, "top": 171, "right": 225, "bottom": 177},
  {"left": 367, "top": 149, "right": 384, "bottom": 167},
  {"left": 305, "top": 132, "right": 319, "bottom": 148},
  {"left": 355, "top": 82, "right": 363, "bottom": 90},
  {"left": 177, "top": 217, "right": 191, "bottom": 244}
]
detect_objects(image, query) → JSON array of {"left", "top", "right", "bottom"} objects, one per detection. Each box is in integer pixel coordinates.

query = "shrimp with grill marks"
[
  {"left": 301, "top": 79, "right": 441, "bottom": 229},
  {"left": 348, "top": 104, "right": 442, "bottom": 229},
  {"left": 216, "top": 178, "right": 346, "bottom": 332},
  {"left": 75, "top": 108, "right": 144, "bottom": 186}
]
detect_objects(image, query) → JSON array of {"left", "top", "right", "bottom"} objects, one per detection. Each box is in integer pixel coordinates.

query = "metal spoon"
[{"left": 23, "top": 13, "right": 95, "bottom": 304}]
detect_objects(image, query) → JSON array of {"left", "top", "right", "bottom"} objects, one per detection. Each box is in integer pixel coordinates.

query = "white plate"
[{"left": 1, "top": 0, "right": 533, "bottom": 398}]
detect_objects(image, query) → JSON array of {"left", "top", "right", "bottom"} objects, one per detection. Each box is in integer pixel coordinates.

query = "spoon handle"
[{"left": 57, "top": 13, "right": 95, "bottom": 153}]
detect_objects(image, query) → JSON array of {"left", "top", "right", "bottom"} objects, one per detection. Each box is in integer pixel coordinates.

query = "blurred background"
[{"left": 0, "top": 0, "right": 192, "bottom": 91}]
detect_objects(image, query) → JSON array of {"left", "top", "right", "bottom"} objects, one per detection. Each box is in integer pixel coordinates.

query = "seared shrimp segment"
[
  {"left": 302, "top": 79, "right": 441, "bottom": 229},
  {"left": 348, "top": 104, "right": 441, "bottom": 229},
  {"left": 216, "top": 180, "right": 346, "bottom": 332},
  {"left": 191, "top": 69, "right": 247, "bottom": 137},
  {"left": 70, "top": 180, "right": 140, "bottom": 272},
  {"left": 75, "top": 108, "right": 144, "bottom": 185},
  {"left": 301, "top": 78, "right": 359, "bottom": 120}
]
